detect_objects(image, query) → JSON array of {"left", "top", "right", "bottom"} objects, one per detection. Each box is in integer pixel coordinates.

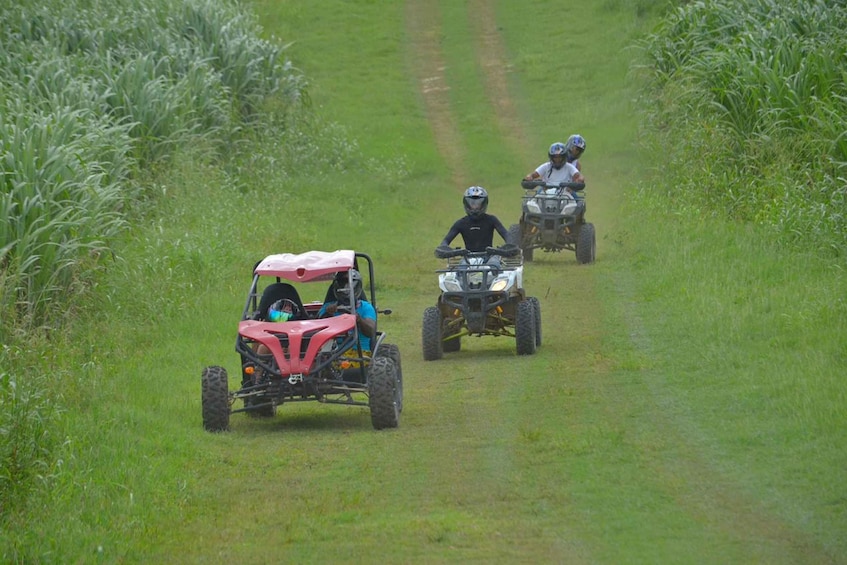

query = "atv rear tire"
[
  {"left": 515, "top": 300, "right": 537, "bottom": 356},
  {"left": 422, "top": 306, "right": 443, "bottom": 361},
  {"left": 369, "top": 356, "right": 400, "bottom": 430},
  {"left": 576, "top": 222, "right": 596, "bottom": 264},
  {"left": 528, "top": 296, "right": 542, "bottom": 347},
  {"left": 201, "top": 365, "right": 230, "bottom": 432},
  {"left": 375, "top": 343, "right": 403, "bottom": 413}
]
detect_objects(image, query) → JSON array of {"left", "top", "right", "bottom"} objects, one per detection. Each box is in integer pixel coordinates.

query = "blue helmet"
[
  {"left": 565, "top": 134, "right": 586, "bottom": 159},
  {"left": 463, "top": 186, "right": 489, "bottom": 217},
  {"left": 548, "top": 142, "right": 567, "bottom": 169},
  {"left": 268, "top": 299, "right": 295, "bottom": 322}
]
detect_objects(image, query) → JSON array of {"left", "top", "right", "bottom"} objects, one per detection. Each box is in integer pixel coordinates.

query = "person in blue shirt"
[{"left": 319, "top": 269, "right": 377, "bottom": 352}]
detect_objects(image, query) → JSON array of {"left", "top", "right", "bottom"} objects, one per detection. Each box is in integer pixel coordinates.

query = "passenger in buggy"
[{"left": 319, "top": 269, "right": 377, "bottom": 353}]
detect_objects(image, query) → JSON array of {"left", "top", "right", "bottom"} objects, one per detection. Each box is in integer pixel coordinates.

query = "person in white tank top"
[{"left": 523, "top": 141, "right": 585, "bottom": 192}]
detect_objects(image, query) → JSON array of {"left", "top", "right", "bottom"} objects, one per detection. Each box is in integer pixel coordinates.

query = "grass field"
[{"left": 3, "top": 0, "right": 846, "bottom": 563}]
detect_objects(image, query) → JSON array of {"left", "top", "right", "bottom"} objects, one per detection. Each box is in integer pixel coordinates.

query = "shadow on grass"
[{"left": 233, "top": 406, "right": 372, "bottom": 434}]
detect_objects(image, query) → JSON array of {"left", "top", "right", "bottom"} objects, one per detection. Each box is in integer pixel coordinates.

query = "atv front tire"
[
  {"left": 515, "top": 300, "right": 537, "bottom": 356},
  {"left": 528, "top": 296, "right": 542, "bottom": 347},
  {"left": 369, "top": 357, "right": 400, "bottom": 430},
  {"left": 422, "top": 306, "right": 444, "bottom": 361},
  {"left": 576, "top": 222, "right": 596, "bottom": 264},
  {"left": 509, "top": 223, "right": 532, "bottom": 262},
  {"left": 201, "top": 365, "right": 230, "bottom": 432}
]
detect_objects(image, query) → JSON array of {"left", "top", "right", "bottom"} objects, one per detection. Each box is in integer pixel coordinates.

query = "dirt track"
[{"left": 402, "top": 1, "right": 834, "bottom": 562}]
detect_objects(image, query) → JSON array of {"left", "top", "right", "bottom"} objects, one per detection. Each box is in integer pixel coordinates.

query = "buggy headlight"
[
  {"left": 526, "top": 199, "right": 541, "bottom": 214},
  {"left": 490, "top": 278, "right": 509, "bottom": 292}
]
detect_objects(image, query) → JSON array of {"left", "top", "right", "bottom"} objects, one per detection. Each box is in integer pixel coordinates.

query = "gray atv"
[{"left": 509, "top": 179, "right": 595, "bottom": 264}]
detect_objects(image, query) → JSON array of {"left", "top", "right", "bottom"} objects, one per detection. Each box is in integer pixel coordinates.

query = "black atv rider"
[{"left": 437, "top": 186, "right": 512, "bottom": 254}]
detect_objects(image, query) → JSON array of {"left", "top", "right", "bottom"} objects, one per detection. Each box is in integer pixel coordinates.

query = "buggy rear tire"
[
  {"left": 528, "top": 296, "right": 542, "bottom": 347},
  {"left": 576, "top": 222, "right": 596, "bottom": 264},
  {"left": 515, "top": 300, "right": 537, "bottom": 355},
  {"left": 422, "top": 306, "right": 443, "bottom": 361},
  {"left": 369, "top": 357, "right": 400, "bottom": 430},
  {"left": 201, "top": 365, "right": 230, "bottom": 432},
  {"left": 375, "top": 343, "right": 403, "bottom": 413}
]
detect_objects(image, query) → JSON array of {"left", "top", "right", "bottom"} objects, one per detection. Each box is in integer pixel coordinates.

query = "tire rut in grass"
[
  {"left": 404, "top": 0, "right": 594, "bottom": 560},
  {"left": 406, "top": 0, "right": 828, "bottom": 562},
  {"left": 405, "top": 0, "right": 466, "bottom": 190},
  {"left": 467, "top": 0, "right": 534, "bottom": 166}
]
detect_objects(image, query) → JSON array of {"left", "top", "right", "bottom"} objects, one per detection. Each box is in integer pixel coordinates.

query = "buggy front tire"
[
  {"left": 201, "top": 365, "right": 231, "bottom": 432},
  {"left": 369, "top": 357, "right": 400, "bottom": 430},
  {"left": 375, "top": 343, "right": 403, "bottom": 413},
  {"left": 422, "top": 306, "right": 443, "bottom": 361}
]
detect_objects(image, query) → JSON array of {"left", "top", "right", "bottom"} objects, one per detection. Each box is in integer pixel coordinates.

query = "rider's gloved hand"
[
  {"left": 435, "top": 244, "right": 452, "bottom": 258},
  {"left": 499, "top": 243, "right": 519, "bottom": 256}
]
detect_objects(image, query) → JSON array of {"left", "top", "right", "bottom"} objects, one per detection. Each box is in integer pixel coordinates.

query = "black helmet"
[
  {"left": 548, "top": 142, "right": 567, "bottom": 169},
  {"left": 463, "top": 186, "right": 489, "bottom": 217},
  {"left": 333, "top": 269, "right": 364, "bottom": 304}
]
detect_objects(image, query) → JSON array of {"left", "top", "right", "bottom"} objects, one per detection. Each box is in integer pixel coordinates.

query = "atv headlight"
[
  {"left": 562, "top": 201, "right": 578, "bottom": 215},
  {"left": 443, "top": 278, "right": 463, "bottom": 292},
  {"left": 490, "top": 278, "right": 509, "bottom": 292},
  {"left": 526, "top": 199, "right": 542, "bottom": 214}
]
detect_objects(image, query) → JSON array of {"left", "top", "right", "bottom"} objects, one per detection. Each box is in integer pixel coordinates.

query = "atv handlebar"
[
  {"left": 435, "top": 245, "right": 519, "bottom": 259},
  {"left": 521, "top": 179, "right": 585, "bottom": 191},
  {"left": 435, "top": 246, "right": 469, "bottom": 259}
]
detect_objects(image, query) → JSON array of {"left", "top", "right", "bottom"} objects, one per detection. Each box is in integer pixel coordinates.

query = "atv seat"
[{"left": 256, "top": 282, "right": 307, "bottom": 321}]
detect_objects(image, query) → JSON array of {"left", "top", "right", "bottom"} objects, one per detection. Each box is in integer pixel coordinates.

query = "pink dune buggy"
[{"left": 201, "top": 250, "right": 402, "bottom": 431}]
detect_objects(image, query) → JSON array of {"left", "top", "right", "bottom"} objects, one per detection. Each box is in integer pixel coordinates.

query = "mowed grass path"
[{"left": 143, "top": 1, "right": 843, "bottom": 562}]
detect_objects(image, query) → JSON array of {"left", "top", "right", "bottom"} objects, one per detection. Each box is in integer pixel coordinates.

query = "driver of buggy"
[{"left": 319, "top": 269, "right": 377, "bottom": 352}]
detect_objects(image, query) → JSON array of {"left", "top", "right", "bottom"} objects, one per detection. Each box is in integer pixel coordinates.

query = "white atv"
[{"left": 422, "top": 245, "right": 541, "bottom": 359}]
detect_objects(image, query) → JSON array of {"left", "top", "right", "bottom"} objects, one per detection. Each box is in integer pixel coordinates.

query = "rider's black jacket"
[{"left": 439, "top": 214, "right": 509, "bottom": 252}]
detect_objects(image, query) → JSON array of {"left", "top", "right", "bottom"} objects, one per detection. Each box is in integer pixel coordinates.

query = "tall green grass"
[
  {"left": 637, "top": 0, "right": 847, "bottom": 255},
  {"left": 0, "top": 0, "right": 304, "bottom": 339},
  {"left": 0, "top": 0, "right": 304, "bottom": 538}
]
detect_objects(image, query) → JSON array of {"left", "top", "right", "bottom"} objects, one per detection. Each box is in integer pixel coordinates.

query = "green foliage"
[
  {"left": 0, "top": 352, "right": 64, "bottom": 518},
  {"left": 637, "top": 0, "right": 847, "bottom": 254},
  {"left": 0, "top": 0, "right": 305, "bottom": 340},
  {"left": 2, "top": 0, "right": 846, "bottom": 561}
]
